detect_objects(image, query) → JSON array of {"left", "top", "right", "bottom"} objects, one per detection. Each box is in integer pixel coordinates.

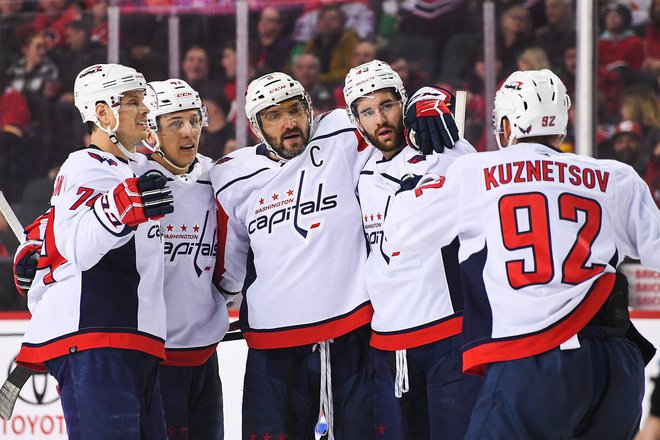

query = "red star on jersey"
[
  {"left": 181, "top": 225, "right": 187, "bottom": 232},
  {"left": 377, "top": 212, "right": 382, "bottom": 220},
  {"left": 166, "top": 224, "right": 173, "bottom": 232},
  {"left": 263, "top": 434, "right": 272, "bottom": 440},
  {"left": 180, "top": 427, "right": 188, "bottom": 435},
  {"left": 167, "top": 427, "right": 177, "bottom": 436},
  {"left": 259, "top": 198, "right": 265, "bottom": 205},
  {"left": 272, "top": 193, "right": 279, "bottom": 201},
  {"left": 287, "top": 189, "right": 294, "bottom": 196},
  {"left": 277, "top": 433, "right": 288, "bottom": 440},
  {"left": 249, "top": 434, "right": 257, "bottom": 440},
  {"left": 370, "top": 214, "right": 374, "bottom": 221},
  {"left": 364, "top": 215, "right": 368, "bottom": 222},
  {"left": 377, "top": 423, "right": 386, "bottom": 434},
  {"left": 193, "top": 225, "right": 200, "bottom": 232}
]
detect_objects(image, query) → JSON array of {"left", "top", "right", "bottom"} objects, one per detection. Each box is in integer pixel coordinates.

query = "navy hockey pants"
[
  {"left": 242, "top": 325, "right": 373, "bottom": 440},
  {"left": 464, "top": 328, "right": 645, "bottom": 440},
  {"left": 371, "top": 334, "right": 482, "bottom": 440},
  {"left": 46, "top": 348, "right": 167, "bottom": 440},
  {"left": 159, "top": 352, "right": 223, "bottom": 440}
]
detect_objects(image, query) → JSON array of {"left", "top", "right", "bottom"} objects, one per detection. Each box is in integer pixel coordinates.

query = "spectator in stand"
[
  {"left": 332, "top": 40, "right": 377, "bottom": 108},
  {"left": 533, "top": 0, "right": 575, "bottom": 72},
  {"left": 291, "top": 53, "right": 334, "bottom": 110},
  {"left": 87, "top": 0, "right": 109, "bottom": 45},
  {"left": 293, "top": 0, "right": 374, "bottom": 47},
  {"left": 199, "top": 90, "right": 235, "bottom": 160},
  {"left": 497, "top": 4, "right": 534, "bottom": 77},
  {"left": 254, "top": 7, "right": 293, "bottom": 76},
  {"left": 53, "top": 20, "right": 106, "bottom": 103},
  {"left": 598, "top": 4, "right": 644, "bottom": 77},
  {"left": 0, "top": 80, "right": 32, "bottom": 203},
  {"left": 599, "top": 121, "right": 648, "bottom": 177},
  {"left": 561, "top": 44, "right": 624, "bottom": 123},
  {"left": 181, "top": 46, "right": 214, "bottom": 95},
  {"left": 303, "top": 5, "right": 359, "bottom": 86},
  {"left": 517, "top": 47, "right": 551, "bottom": 71},
  {"left": 641, "top": 0, "right": 660, "bottom": 79},
  {"left": 31, "top": 0, "right": 82, "bottom": 49},
  {"left": 0, "top": 0, "right": 30, "bottom": 75},
  {"left": 620, "top": 85, "right": 660, "bottom": 150},
  {"left": 120, "top": 12, "right": 167, "bottom": 80},
  {"left": 351, "top": 40, "right": 376, "bottom": 67},
  {"left": 5, "top": 26, "right": 59, "bottom": 101}
]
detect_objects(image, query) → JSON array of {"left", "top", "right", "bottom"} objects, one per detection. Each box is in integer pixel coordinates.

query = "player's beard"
[
  {"left": 264, "top": 125, "right": 311, "bottom": 160},
  {"left": 364, "top": 122, "right": 405, "bottom": 156}
]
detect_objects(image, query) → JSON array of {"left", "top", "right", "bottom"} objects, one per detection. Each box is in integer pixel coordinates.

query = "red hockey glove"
[
  {"left": 404, "top": 86, "right": 459, "bottom": 154},
  {"left": 112, "top": 171, "right": 174, "bottom": 227},
  {"left": 404, "top": 100, "right": 459, "bottom": 154},
  {"left": 13, "top": 240, "right": 41, "bottom": 296}
]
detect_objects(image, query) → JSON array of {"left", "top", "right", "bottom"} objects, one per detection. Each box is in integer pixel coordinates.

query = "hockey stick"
[
  {"left": 0, "top": 191, "right": 34, "bottom": 420},
  {"left": 455, "top": 90, "right": 467, "bottom": 138}
]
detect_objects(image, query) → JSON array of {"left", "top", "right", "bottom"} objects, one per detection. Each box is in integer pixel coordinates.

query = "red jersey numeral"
[
  {"left": 414, "top": 176, "right": 446, "bottom": 197},
  {"left": 70, "top": 187, "right": 100, "bottom": 210},
  {"left": 498, "top": 192, "right": 603, "bottom": 289},
  {"left": 38, "top": 208, "right": 67, "bottom": 285}
]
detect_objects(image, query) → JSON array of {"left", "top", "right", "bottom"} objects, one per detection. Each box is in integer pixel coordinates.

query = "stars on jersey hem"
[{"left": 376, "top": 423, "right": 386, "bottom": 435}]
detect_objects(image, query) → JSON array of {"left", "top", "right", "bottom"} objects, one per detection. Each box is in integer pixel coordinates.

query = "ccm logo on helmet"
[{"left": 270, "top": 85, "right": 287, "bottom": 93}]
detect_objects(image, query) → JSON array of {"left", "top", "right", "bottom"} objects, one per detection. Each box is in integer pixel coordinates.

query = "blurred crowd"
[{"left": 0, "top": 0, "right": 659, "bottom": 309}]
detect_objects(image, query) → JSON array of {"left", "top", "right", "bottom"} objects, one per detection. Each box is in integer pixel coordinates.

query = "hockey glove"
[
  {"left": 404, "top": 100, "right": 459, "bottom": 154},
  {"left": 113, "top": 171, "right": 174, "bottom": 227},
  {"left": 13, "top": 240, "right": 41, "bottom": 296}
]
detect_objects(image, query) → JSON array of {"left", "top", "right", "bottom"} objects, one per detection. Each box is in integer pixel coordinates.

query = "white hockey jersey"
[
  {"left": 384, "top": 143, "right": 660, "bottom": 375},
  {"left": 359, "top": 141, "right": 475, "bottom": 350},
  {"left": 132, "top": 154, "right": 229, "bottom": 366},
  {"left": 211, "top": 109, "right": 373, "bottom": 349},
  {"left": 17, "top": 147, "right": 166, "bottom": 371}
]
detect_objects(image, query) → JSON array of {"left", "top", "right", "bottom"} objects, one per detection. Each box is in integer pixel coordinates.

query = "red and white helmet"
[
  {"left": 343, "top": 60, "right": 407, "bottom": 125},
  {"left": 493, "top": 69, "right": 571, "bottom": 149},
  {"left": 245, "top": 72, "right": 313, "bottom": 147}
]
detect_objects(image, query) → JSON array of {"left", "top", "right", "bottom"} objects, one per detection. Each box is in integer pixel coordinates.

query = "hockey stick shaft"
[
  {"left": 0, "top": 193, "right": 32, "bottom": 420},
  {"left": 455, "top": 90, "right": 467, "bottom": 138},
  {"left": 0, "top": 191, "right": 24, "bottom": 241}
]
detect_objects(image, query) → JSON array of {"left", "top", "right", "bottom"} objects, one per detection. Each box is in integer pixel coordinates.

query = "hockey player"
[
  {"left": 343, "top": 60, "right": 482, "bottom": 439},
  {"left": 384, "top": 69, "right": 660, "bottom": 439},
  {"left": 14, "top": 63, "right": 174, "bottom": 439},
  {"left": 211, "top": 72, "right": 374, "bottom": 439},
  {"left": 138, "top": 78, "right": 228, "bottom": 440}
]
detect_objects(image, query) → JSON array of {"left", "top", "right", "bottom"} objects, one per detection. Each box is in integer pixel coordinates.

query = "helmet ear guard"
[{"left": 492, "top": 69, "right": 571, "bottom": 149}]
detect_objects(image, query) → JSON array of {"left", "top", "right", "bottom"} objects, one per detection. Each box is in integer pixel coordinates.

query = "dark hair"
[
  {"left": 608, "top": 4, "right": 632, "bottom": 29},
  {"left": 66, "top": 20, "right": 89, "bottom": 35}
]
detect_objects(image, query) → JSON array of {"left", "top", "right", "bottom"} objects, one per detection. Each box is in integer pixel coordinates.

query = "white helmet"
[
  {"left": 74, "top": 63, "right": 147, "bottom": 158},
  {"left": 145, "top": 79, "right": 206, "bottom": 131},
  {"left": 343, "top": 60, "right": 407, "bottom": 125},
  {"left": 245, "top": 72, "right": 313, "bottom": 160},
  {"left": 493, "top": 69, "right": 571, "bottom": 149},
  {"left": 74, "top": 63, "right": 146, "bottom": 125},
  {"left": 143, "top": 78, "right": 207, "bottom": 172}
]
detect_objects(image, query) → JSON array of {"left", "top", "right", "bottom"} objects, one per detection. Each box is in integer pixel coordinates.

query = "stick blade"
[{"left": 0, "top": 366, "right": 33, "bottom": 420}]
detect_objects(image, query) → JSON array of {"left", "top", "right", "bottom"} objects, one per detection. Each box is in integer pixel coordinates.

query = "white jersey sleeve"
[
  {"left": 385, "top": 143, "right": 660, "bottom": 374},
  {"left": 52, "top": 149, "right": 141, "bottom": 270}
]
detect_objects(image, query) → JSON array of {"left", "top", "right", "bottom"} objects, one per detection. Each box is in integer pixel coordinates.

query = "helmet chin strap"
[
  {"left": 97, "top": 108, "right": 139, "bottom": 160},
  {"left": 142, "top": 130, "right": 190, "bottom": 174}
]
